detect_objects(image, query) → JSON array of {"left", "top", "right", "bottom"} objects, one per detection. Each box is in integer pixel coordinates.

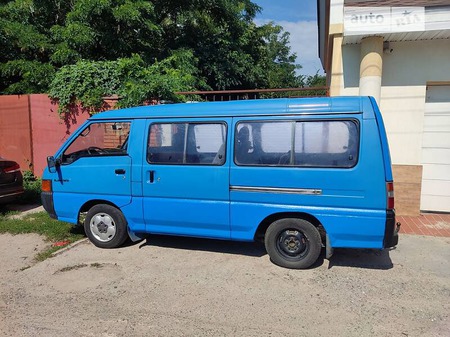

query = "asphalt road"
[{"left": 1, "top": 233, "right": 449, "bottom": 337}]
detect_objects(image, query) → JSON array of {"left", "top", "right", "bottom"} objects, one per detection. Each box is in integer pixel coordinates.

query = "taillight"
[
  {"left": 3, "top": 163, "right": 20, "bottom": 173},
  {"left": 386, "top": 182, "right": 394, "bottom": 209},
  {"left": 42, "top": 179, "right": 52, "bottom": 192}
]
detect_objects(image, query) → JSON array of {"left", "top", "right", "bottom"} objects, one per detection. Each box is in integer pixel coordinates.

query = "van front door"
[
  {"left": 142, "top": 119, "right": 231, "bottom": 239},
  {"left": 51, "top": 121, "right": 132, "bottom": 222}
]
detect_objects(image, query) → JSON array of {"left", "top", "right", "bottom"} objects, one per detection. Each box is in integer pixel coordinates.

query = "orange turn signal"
[{"left": 41, "top": 179, "right": 52, "bottom": 192}]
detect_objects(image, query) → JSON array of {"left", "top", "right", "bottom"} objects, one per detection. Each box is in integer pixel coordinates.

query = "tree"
[
  {"left": 0, "top": 0, "right": 60, "bottom": 93},
  {"left": 1, "top": 0, "right": 303, "bottom": 110},
  {"left": 151, "top": 0, "right": 302, "bottom": 89},
  {"left": 305, "top": 72, "right": 326, "bottom": 87},
  {"left": 252, "top": 23, "right": 301, "bottom": 89}
]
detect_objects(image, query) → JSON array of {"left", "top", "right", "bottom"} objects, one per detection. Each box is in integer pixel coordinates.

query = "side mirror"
[{"left": 47, "top": 156, "right": 60, "bottom": 173}]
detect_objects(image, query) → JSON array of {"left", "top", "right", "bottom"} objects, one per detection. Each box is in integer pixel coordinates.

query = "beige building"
[{"left": 317, "top": 0, "right": 450, "bottom": 214}]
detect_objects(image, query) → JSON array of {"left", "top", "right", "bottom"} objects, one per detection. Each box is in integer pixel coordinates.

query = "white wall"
[
  {"left": 336, "top": 39, "right": 450, "bottom": 165},
  {"left": 330, "top": 0, "right": 344, "bottom": 26},
  {"left": 380, "top": 85, "right": 426, "bottom": 165}
]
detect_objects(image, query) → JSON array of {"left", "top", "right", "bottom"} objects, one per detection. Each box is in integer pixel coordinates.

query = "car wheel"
[
  {"left": 265, "top": 218, "right": 322, "bottom": 269},
  {"left": 84, "top": 204, "right": 128, "bottom": 248}
]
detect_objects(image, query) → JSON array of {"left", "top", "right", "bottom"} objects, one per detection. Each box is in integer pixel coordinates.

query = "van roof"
[{"left": 90, "top": 96, "right": 370, "bottom": 120}]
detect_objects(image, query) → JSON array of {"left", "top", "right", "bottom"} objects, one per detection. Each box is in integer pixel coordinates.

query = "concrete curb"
[
  {"left": 7, "top": 205, "right": 44, "bottom": 219},
  {"left": 51, "top": 238, "right": 90, "bottom": 257}
]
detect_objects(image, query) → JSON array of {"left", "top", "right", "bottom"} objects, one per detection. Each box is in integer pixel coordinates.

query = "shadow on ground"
[
  {"left": 70, "top": 225, "right": 87, "bottom": 237},
  {"left": 134, "top": 235, "right": 393, "bottom": 269},
  {"left": 0, "top": 203, "right": 42, "bottom": 215},
  {"left": 139, "top": 234, "right": 267, "bottom": 258},
  {"left": 328, "top": 247, "right": 394, "bottom": 270}
]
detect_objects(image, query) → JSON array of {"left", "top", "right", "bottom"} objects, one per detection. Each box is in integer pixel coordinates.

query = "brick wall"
[
  {"left": 0, "top": 94, "right": 90, "bottom": 176},
  {"left": 392, "top": 164, "right": 423, "bottom": 216}
]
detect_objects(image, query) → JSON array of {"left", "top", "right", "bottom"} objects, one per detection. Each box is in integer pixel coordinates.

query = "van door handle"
[
  {"left": 149, "top": 170, "right": 155, "bottom": 183},
  {"left": 115, "top": 169, "right": 126, "bottom": 175}
]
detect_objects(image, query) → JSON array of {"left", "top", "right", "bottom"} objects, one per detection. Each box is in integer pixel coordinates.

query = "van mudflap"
[{"left": 384, "top": 209, "right": 400, "bottom": 248}]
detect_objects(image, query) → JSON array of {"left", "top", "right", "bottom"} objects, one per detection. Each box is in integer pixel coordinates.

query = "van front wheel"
[
  {"left": 84, "top": 204, "right": 128, "bottom": 248},
  {"left": 265, "top": 218, "right": 322, "bottom": 269}
]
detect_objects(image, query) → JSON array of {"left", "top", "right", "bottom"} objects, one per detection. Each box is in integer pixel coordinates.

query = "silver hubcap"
[{"left": 90, "top": 213, "right": 116, "bottom": 242}]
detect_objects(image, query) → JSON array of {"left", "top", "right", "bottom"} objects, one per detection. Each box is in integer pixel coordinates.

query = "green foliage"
[
  {"left": 48, "top": 58, "right": 122, "bottom": 112},
  {"left": 303, "top": 73, "right": 327, "bottom": 96},
  {"left": 1, "top": 0, "right": 306, "bottom": 109},
  {"left": 0, "top": 60, "right": 55, "bottom": 93},
  {"left": 49, "top": 50, "right": 206, "bottom": 113},
  {"left": 305, "top": 73, "right": 327, "bottom": 87},
  {"left": 253, "top": 23, "right": 302, "bottom": 89},
  {"left": 49, "top": 0, "right": 160, "bottom": 65},
  {"left": 19, "top": 170, "right": 42, "bottom": 204}
]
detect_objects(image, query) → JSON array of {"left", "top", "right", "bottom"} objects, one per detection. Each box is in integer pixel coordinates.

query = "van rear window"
[{"left": 235, "top": 120, "right": 359, "bottom": 168}]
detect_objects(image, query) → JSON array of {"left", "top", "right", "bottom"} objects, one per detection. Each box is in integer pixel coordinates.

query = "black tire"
[
  {"left": 84, "top": 204, "right": 128, "bottom": 248},
  {"left": 264, "top": 218, "right": 322, "bottom": 269}
]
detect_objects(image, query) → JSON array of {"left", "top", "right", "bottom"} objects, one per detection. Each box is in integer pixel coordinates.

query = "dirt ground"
[{"left": 0, "top": 232, "right": 449, "bottom": 337}]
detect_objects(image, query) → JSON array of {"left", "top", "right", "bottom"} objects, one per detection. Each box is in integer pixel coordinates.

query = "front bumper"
[
  {"left": 384, "top": 209, "right": 400, "bottom": 248},
  {"left": 41, "top": 191, "right": 57, "bottom": 219},
  {"left": 0, "top": 189, "right": 24, "bottom": 204}
]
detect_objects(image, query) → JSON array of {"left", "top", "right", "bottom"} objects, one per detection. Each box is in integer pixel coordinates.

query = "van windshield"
[{"left": 62, "top": 122, "right": 131, "bottom": 164}]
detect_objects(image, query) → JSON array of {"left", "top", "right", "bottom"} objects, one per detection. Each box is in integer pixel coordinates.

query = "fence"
[
  {"left": 175, "top": 86, "right": 329, "bottom": 101},
  {"left": 0, "top": 94, "right": 91, "bottom": 176}
]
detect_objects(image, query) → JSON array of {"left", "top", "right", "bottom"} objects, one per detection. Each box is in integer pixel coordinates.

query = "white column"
[{"left": 359, "top": 36, "right": 383, "bottom": 104}]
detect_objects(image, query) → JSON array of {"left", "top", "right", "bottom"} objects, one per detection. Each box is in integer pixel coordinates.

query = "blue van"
[{"left": 42, "top": 97, "right": 399, "bottom": 269}]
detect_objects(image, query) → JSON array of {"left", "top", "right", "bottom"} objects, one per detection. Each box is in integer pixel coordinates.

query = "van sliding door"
[{"left": 142, "top": 118, "right": 231, "bottom": 238}]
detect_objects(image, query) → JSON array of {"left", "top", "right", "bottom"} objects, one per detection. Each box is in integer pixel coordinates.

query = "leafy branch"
[{"left": 48, "top": 50, "right": 207, "bottom": 114}]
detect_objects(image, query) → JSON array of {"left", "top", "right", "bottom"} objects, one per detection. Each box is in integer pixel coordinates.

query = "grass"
[{"left": 0, "top": 211, "right": 85, "bottom": 261}]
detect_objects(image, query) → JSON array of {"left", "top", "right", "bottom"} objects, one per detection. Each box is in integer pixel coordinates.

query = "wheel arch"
[
  {"left": 254, "top": 212, "right": 326, "bottom": 244},
  {"left": 78, "top": 199, "right": 121, "bottom": 225}
]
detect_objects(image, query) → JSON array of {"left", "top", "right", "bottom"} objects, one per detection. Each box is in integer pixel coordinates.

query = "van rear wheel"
[
  {"left": 265, "top": 218, "right": 322, "bottom": 269},
  {"left": 84, "top": 204, "right": 128, "bottom": 248}
]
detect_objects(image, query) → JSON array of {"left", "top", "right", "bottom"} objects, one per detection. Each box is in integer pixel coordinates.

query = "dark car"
[{"left": 0, "top": 157, "right": 24, "bottom": 204}]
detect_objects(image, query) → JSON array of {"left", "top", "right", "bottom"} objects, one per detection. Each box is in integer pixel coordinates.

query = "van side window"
[
  {"left": 295, "top": 121, "right": 358, "bottom": 167},
  {"left": 62, "top": 122, "right": 130, "bottom": 164},
  {"left": 148, "top": 122, "right": 227, "bottom": 165},
  {"left": 234, "top": 120, "right": 359, "bottom": 168}
]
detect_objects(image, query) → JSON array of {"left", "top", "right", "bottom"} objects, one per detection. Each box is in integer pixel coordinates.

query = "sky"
[{"left": 252, "top": 0, "right": 324, "bottom": 76}]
